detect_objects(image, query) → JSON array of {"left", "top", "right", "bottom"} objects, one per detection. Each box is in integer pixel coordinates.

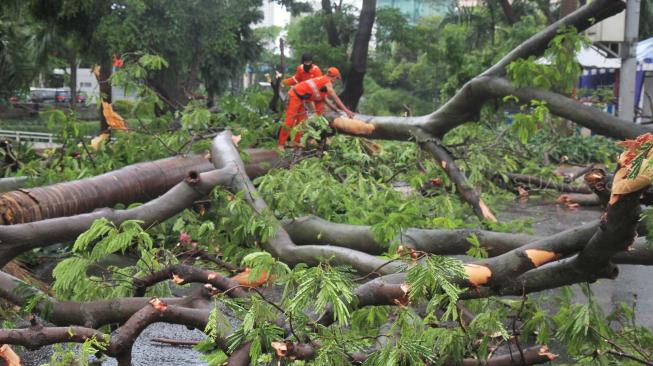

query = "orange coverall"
[
  {"left": 283, "top": 64, "right": 322, "bottom": 86},
  {"left": 279, "top": 76, "right": 330, "bottom": 146}
]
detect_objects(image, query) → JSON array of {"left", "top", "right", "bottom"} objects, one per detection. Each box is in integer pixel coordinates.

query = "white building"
[{"left": 53, "top": 68, "right": 138, "bottom": 103}]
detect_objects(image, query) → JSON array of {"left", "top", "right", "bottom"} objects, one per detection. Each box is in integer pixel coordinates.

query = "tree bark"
[
  {"left": 99, "top": 57, "right": 112, "bottom": 132},
  {"left": 321, "top": 0, "right": 341, "bottom": 48},
  {"left": 422, "top": 140, "right": 497, "bottom": 222},
  {"left": 0, "top": 149, "right": 283, "bottom": 225},
  {"left": 559, "top": 0, "right": 580, "bottom": 17},
  {"left": 339, "top": 0, "right": 376, "bottom": 110},
  {"left": 0, "top": 168, "right": 233, "bottom": 267},
  {"left": 132, "top": 264, "right": 248, "bottom": 298},
  {"left": 497, "top": 0, "right": 519, "bottom": 25}
]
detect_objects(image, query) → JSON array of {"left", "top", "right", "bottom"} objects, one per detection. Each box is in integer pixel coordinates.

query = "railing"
[{"left": 0, "top": 130, "right": 58, "bottom": 144}]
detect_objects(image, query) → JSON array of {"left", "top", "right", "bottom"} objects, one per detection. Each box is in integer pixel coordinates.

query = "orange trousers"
[{"left": 278, "top": 94, "right": 324, "bottom": 146}]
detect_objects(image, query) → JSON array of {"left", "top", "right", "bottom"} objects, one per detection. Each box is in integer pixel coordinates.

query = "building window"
[{"left": 79, "top": 82, "right": 92, "bottom": 88}]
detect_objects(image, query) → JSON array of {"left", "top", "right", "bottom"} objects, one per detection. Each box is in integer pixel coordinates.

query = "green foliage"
[
  {"left": 406, "top": 255, "right": 466, "bottom": 321},
  {"left": 224, "top": 296, "right": 284, "bottom": 362},
  {"left": 51, "top": 218, "right": 170, "bottom": 300},
  {"left": 285, "top": 263, "right": 355, "bottom": 326},
  {"left": 505, "top": 98, "right": 549, "bottom": 144},
  {"left": 507, "top": 26, "right": 589, "bottom": 93},
  {"left": 465, "top": 234, "right": 488, "bottom": 259},
  {"left": 241, "top": 251, "right": 290, "bottom": 283},
  {"left": 0, "top": 3, "right": 39, "bottom": 99},
  {"left": 42, "top": 335, "right": 108, "bottom": 366}
]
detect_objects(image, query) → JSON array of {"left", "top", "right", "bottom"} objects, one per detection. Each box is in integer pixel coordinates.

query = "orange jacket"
[
  {"left": 292, "top": 76, "right": 331, "bottom": 102},
  {"left": 283, "top": 64, "right": 322, "bottom": 86}
]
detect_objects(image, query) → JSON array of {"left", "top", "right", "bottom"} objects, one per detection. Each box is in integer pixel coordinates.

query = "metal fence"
[{"left": 0, "top": 130, "right": 58, "bottom": 144}]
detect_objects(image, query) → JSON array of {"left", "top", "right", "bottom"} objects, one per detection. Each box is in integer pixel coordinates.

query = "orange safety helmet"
[{"left": 327, "top": 67, "right": 341, "bottom": 78}]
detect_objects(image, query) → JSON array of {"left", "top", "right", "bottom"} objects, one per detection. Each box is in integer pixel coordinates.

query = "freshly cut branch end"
[
  {"left": 538, "top": 346, "right": 557, "bottom": 361},
  {"left": 148, "top": 298, "right": 168, "bottom": 312},
  {"left": 524, "top": 249, "right": 560, "bottom": 267},
  {"left": 270, "top": 341, "right": 316, "bottom": 360},
  {"left": 0, "top": 344, "right": 21, "bottom": 366},
  {"left": 231, "top": 268, "right": 269, "bottom": 287},
  {"left": 393, "top": 283, "right": 411, "bottom": 307},
  {"left": 463, "top": 264, "right": 492, "bottom": 287},
  {"left": 479, "top": 198, "right": 498, "bottom": 223},
  {"left": 332, "top": 117, "right": 376, "bottom": 135}
]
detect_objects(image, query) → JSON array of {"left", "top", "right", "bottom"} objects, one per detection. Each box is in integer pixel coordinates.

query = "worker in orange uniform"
[
  {"left": 279, "top": 67, "right": 355, "bottom": 150},
  {"left": 283, "top": 53, "right": 322, "bottom": 86}
]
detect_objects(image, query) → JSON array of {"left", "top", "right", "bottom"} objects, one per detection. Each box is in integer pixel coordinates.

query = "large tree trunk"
[
  {"left": 0, "top": 149, "right": 283, "bottom": 225},
  {"left": 559, "top": 0, "right": 579, "bottom": 17},
  {"left": 148, "top": 68, "right": 188, "bottom": 116},
  {"left": 321, "top": 0, "right": 341, "bottom": 48},
  {"left": 497, "top": 0, "right": 519, "bottom": 24},
  {"left": 339, "top": 0, "right": 376, "bottom": 110}
]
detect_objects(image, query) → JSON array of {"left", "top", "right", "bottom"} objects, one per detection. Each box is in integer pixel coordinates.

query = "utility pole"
[{"left": 619, "top": 0, "right": 641, "bottom": 122}]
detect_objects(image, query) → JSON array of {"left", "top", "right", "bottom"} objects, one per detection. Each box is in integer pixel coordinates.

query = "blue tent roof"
[{"left": 637, "top": 37, "right": 653, "bottom": 64}]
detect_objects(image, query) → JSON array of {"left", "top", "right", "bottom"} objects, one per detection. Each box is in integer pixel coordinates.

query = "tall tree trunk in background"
[
  {"left": 488, "top": 0, "right": 496, "bottom": 44},
  {"left": 98, "top": 57, "right": 112, "bottom": 132},
  {"left": 69, "top": 52, "right": 77, "bottom": 111},
  {"left": 559, "top": 0, "right": 579, "bottom": 17},
  {"left": 339, "top": 0, "right": 376, "bottom": 110},
  {"left": 321, "top": 0, "right": 341, "bottom": 47},
  {"left": 497, "top": 0, "right": 519, "bottom": 25},
  {"left": 148, "top": 69, "right": 188, "bottom": 116}
]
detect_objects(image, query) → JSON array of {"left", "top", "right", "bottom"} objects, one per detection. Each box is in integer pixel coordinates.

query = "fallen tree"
[{"left": 1, "top": 1, "right": 653, "bottom": 365}]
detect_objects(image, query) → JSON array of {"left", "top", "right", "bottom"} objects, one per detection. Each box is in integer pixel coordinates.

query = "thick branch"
[
  {"left": 0, "top": 150, "right": 283, "bottom": 225},
  {"left": 283, "top": 215, "right": 535, "bottom": 256},
  {"left": 320, "top": 221, "right": 599, "bottom": 324},
  {"left": 272, "top": 341, "right": 555, "bottom": 366},
  {"left": 479, "top": 188, "right": 645, "bottom": 297},
  {"left": 132, "top": 264, "right": 248, "bottom": 298},
  {"left": 0, "top": 168, "right": 234, "bottom": 267},
  {"left": 476, "top": 76, "right": 652, "bottom": 140},
  {"left": 210, "top": 131, "right": 405, "bottom": 275},
  {"left": 0, "top": 271, "right": 211, "bottom": 329},
  {"left": 422, "top": 140, "right": 497, "bottom": 222}
]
